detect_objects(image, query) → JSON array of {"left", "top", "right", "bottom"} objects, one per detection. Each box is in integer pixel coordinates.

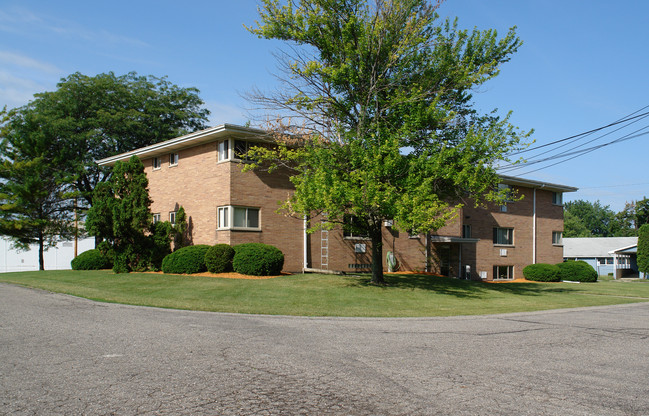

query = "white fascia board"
[
  {"left": 498, "top": 174, "right": 578, "bottom": 193},
  {"left": 96, "top": 123, "right": 269, "bottom": 167},
  {"left": 608, "top": 244, "right": 638, "bottom": 254}
]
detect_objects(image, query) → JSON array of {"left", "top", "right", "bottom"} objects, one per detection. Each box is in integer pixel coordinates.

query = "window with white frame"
[
  {"left": 217, "top": 206, "right": 260, "bottom": 230},
  {"left": 153, "top": 157, "right": 161, "bottom": 170},
  {"left": 169, "top": 153, "right": 179, "bottom": 166},
  {"left": 218, "top": 139, "right": 230, "bottom": 162},
  {"left": 552, "top": 231, "right": 563, "bottom": 245},
  {"left": 493, "top": 227, "right": 513, "bottom": 245},
  {"left": 462, "top": 224, "right": 472, "bottom": 238},
  {"left": 153, "top": 213, "right": 161, "bottom": 224},
  {"left": 169, "top": 211, "right": 176, "bottom": 225},
  {"left": 552, "top": 192, "right": 563, "bottom": 205},
  {"left": 493, "top": 265, "right": 514, "bottom": 280}
]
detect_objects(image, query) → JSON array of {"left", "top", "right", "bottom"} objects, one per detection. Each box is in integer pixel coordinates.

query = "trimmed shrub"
[
  {"left": 232, "top": 243, "right": 284, "bottom": 276},
  {"left": 161, "top": 245, "right": 210, "bottom": 274},
  {"left": 205, "top": 244, "right": 235, "bottom": 273},
  {"left": 556, "top": 260, "right": 598, "bottom": 282},
  {"left": 522, "top": 263, "right": 561, "bottom": 282},
  {"left": 71, "top": 249, "right": 111, "bottom": 270}
]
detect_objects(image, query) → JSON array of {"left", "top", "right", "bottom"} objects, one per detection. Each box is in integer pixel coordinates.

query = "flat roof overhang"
[
  {"left": 96, "top": 124, "right": 270, "bottom": 167},
  {"left": 499, "top": 174, "right": 578, "bottom": 193}
]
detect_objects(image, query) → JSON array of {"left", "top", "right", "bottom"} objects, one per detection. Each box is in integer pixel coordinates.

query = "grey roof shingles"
[{"left": 563, "top": 237, "right": 638, "bottom": 258}]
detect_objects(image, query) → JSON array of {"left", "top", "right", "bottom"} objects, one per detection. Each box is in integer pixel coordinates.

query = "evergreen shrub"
[
  {"left": 522, "top": 263, "right": 560, "bottom": 282},
  {"left": 205, "top": 244, "right": 235, "bottom": 273},
  {"left": 161, "top": 245, "right": 210, "bottom": 274},
  {"left": 556, "top": 260, "right": 598, "bottom": 282},
  {"left": 232, "top": 243, "right": 284, "bottom": 276},
  {"left": 71, "top": 249, "right": 111, "bottom": 270}
]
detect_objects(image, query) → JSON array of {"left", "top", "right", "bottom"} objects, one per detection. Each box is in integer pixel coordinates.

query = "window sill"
[
  {"left": 493, "top": 244, "right": 515, "bottom": 247},
  {"left": 343, "top": 236, "right": 371, "bottom": 241},
  {"left": 217, "top": 228, "right": 262, "bottom": 232},
  {"left": 169, "top": 164, "right": 178, "bottom": 168}
]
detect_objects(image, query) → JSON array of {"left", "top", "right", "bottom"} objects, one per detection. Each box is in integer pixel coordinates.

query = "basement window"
[{"left": 493, "top": 265, "right": 514, "bottom": 280}]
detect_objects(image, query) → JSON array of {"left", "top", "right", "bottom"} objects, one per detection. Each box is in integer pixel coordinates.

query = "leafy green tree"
[
  {"left": 563, "top": 200, "right": 619, "bottom": 237},
  {"left": 0, "top": 107, "right": 75, "bottom": 270},
  {"left": 635, "top": 197, "right": 649, "bottom": 229},
  {"left": 637, "top": 224, "right": 649, "bottom": 277},
  {"left": 247, "top": 0, "right": 528, "bottom": 284},
  {"left": 86, "top": 156, "right": 155, "bottom": 273},
  {"left": 614, "top": 201, "right": 638, "bottom": 237},
  {"left": 563, "top": 209, "right": 592, "bottom": 238},
  {"left": 173, "top": 206, "right": 189, "bottom": 250},
  {"left": 6, "top": 72, "right": 210, "bottom": 208}
]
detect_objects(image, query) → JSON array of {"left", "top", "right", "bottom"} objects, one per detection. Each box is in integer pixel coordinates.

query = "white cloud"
[
  {"left": 0, "top": 51, "right": 62, "bottom": 74},
  {"left": 205, "top": 101, "right": 248, "bottom": 126},
  {"left": 0, "top": 6, "right": 149, "bottom": 48}
]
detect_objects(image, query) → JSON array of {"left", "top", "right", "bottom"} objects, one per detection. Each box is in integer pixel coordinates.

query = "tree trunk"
[
  {"left": 38, "top": 233, "right": 45, "bottom": 271},
  {"left": 370, "top": 226, "right": 385, "bottom": 285}
]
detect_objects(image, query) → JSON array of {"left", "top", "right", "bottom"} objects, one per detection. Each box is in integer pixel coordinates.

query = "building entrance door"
[{"left": 439, "top": 245, "right": 451, "bottom": 276}]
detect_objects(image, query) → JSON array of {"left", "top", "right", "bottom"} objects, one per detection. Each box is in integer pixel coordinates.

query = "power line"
[
  {"left": 508, "top": 105, "right": 649, "bottom": 156},
  {"left": 510, "top": 129, "right": 649, "bottom": 176},
  {"left": 496, "top": 105, "right": 649, "bottom": 175},
  {"left": 498, "top": 120, "right": 649, "bottom": 173}
]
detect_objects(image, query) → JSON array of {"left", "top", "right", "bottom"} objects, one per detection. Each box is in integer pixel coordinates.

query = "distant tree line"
[{"left": 564, "top": 198, "right": 649, "bottom": 238}]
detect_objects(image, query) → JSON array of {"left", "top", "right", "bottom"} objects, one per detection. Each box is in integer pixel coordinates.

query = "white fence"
[{"left": 0, "top": 237, "right": 95, "bottom": 272}]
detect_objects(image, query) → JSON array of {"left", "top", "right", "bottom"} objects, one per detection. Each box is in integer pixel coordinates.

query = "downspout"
[
  {"left": 303, "top": 215, "right": 308, "bottom": 271},
  {"left": 533, "top": 188, "right": 537, "bottom": 264}
]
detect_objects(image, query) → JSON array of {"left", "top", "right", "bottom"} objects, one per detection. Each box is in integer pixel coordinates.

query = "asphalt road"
[{"left": 1, "top": 283, "right": 649, "bottom": 415}]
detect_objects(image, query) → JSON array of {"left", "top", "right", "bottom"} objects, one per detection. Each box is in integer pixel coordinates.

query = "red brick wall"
[
  {"left": 142, "top": 143, "right": 565, "bottom": 278},
  {"left": 461, "top": 186, "right": 564, "bottom": 280},
  {"left": 143, "top": 143, "right": 304, "bottom": 272}
]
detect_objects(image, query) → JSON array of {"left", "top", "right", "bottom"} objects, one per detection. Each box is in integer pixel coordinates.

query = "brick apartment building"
[{"left": 97, "top": 124, "right": 577, "bottom": 281}]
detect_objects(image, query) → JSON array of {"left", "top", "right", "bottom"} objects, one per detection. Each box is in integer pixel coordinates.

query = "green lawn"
[{"left": 1, "top": 270, "right": 648, "bottom": 317}]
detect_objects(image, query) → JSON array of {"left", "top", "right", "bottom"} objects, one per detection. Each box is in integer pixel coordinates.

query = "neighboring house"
[
  {"left": 97, "top": 124, "right": 577, "bottom": 281},
  {"left": 563, "top": 237, "right": 640, "bottom": 278},
  {"left": 0, "top": 237, "right": 95, "bottom": 272}
]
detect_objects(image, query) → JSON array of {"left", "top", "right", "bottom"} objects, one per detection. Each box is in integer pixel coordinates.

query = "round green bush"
[
  {"left": 71, "top": 249, "right": 111, "bottom": 270},
  {"left": 522, "top": 263, "right": 561, "bottom": 282},
  {"left": 161, "top": 245, "right": 210, "bottom": 274},
  {"left": 232, "top": 243, "right": 284, "bottom": 276},
  {"left": 205, "top": 244, "right": 235, "bottom": 273},
  {"left": 556, "top": 260, "right": 598, "bottom": 282}
]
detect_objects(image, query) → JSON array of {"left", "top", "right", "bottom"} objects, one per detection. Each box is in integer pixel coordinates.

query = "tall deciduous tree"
[
  {"left": 0, "top": 107, "right": 75, "bottom": 270},
  {"left": 7, "top": 72, "right": 210, "bottom": 208},
  {"left": 247, "top": 0, "right": 528, "bottom": 284},
  {"left": 563, "top": 200, "right": 619, "bottom": 237}
]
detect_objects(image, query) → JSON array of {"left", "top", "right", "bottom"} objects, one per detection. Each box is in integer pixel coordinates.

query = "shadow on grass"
[{"left": 344, "top": 273, "right": 581, "bottom": 298}]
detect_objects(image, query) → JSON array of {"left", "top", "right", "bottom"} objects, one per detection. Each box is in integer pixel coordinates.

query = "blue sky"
[{"left": 1, "top": 0, "right": 647, "bottom": 211}]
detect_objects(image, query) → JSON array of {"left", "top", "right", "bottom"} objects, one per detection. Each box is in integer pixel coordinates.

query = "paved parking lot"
[{"left": 1, "top": 282, "right": 649, "bottom": 415}]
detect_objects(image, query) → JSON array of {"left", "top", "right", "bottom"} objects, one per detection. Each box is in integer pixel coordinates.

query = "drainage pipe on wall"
[
  {"left": 533, "top": 188, "right": 537, "bottom": 264},
  {"left": 303, "top": 215, "right": 308, "bottom": 270}
]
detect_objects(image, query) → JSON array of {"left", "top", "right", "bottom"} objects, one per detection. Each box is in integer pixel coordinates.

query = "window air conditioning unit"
[
  {"left": 500, "top": 249, "right": 508, "bottom": 257},
  {"left": 384, "top": 220, "right": 393, "bottom": 227}
]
